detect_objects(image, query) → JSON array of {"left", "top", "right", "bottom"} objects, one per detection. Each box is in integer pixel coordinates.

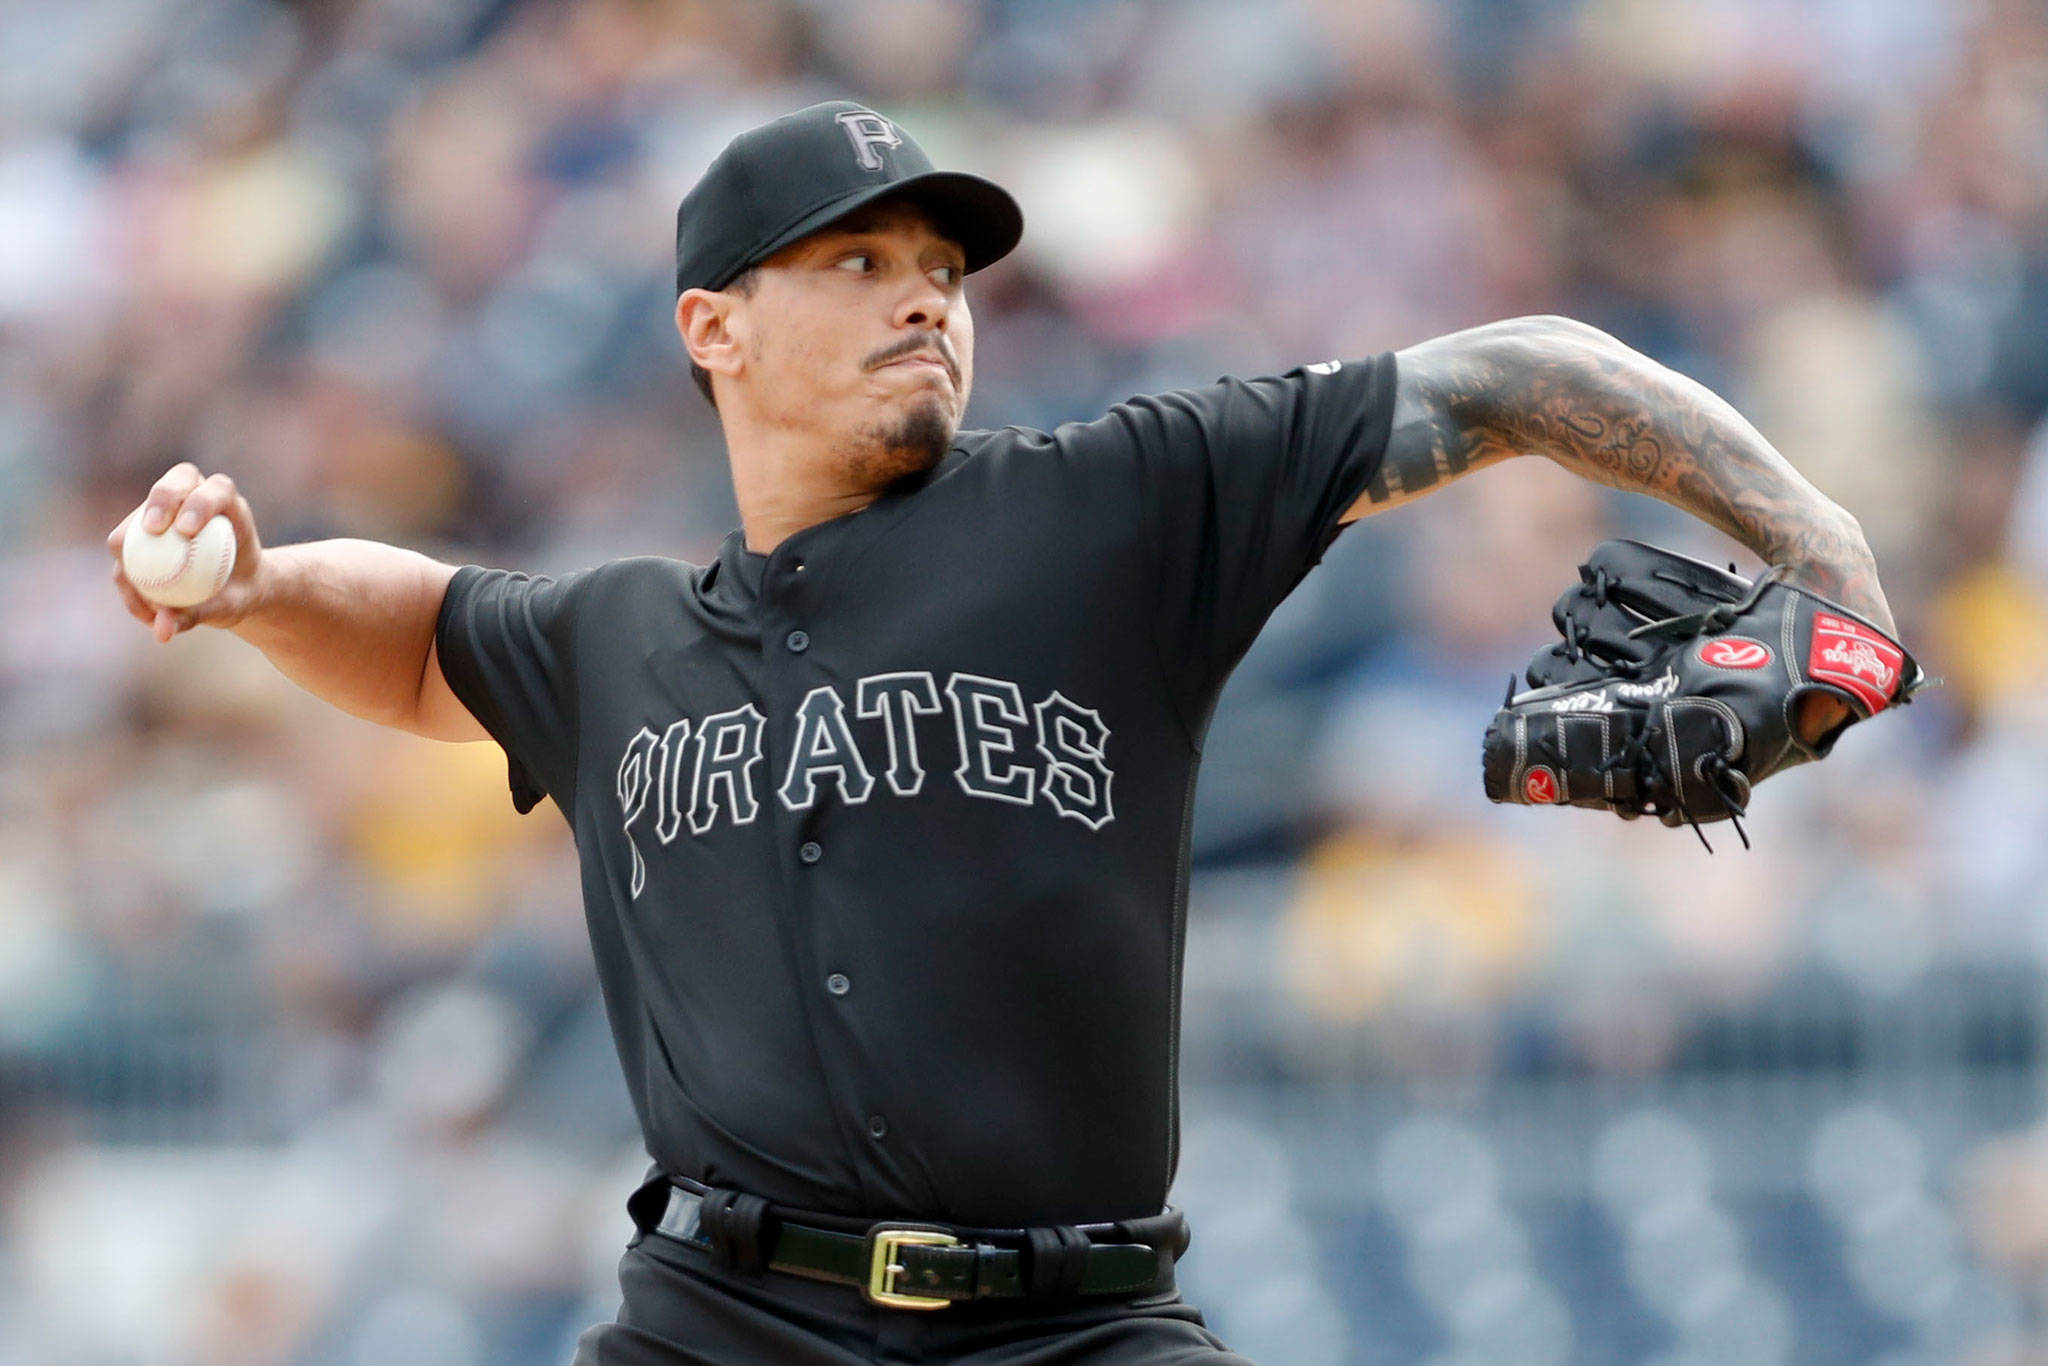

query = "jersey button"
[
  {"left": 826, "top": 973, "right": 851, "bottom": 996},
  {"left": 786, "top": 629, "right": 810, "bottom": 653},
  {"left": 798, "top": 841, "right": 823, "bottom": 865},
  {"left": 867, "top": 1114, "right": 888, "bottom": 1140}
]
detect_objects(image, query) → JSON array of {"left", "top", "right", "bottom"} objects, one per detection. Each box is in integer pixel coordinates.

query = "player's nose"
[{"left": 891, "top": 274, "right": 951, "bottom": 332}]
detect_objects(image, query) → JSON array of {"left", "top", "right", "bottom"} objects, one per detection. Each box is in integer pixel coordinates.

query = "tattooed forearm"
[{"left": 1358, "top": 316, "right": 1893, "bottom": 632}]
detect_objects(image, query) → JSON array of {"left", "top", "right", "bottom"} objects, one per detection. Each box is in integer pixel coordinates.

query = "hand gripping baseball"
[
  {"left": 108, "top": 463, "right": 266, "bottom": 643},
  {"left": 1481, "top": 540, "right": 1927, "bottom": 849}
]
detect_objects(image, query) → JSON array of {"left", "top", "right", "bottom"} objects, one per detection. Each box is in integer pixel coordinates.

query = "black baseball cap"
[{"left": 674, "top": 101, "right": 1024, "bottom": 296}]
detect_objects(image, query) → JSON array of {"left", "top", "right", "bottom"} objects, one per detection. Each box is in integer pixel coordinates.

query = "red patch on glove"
[
  {"left": 1523, "top": 767, "right": 1559, "bottom": 804},
  {"left": 1809, "top": 613, "right": 1903, "bottom": 715}
]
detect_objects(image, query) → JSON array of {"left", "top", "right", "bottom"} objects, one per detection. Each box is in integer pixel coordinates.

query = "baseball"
[{"left": 122, "top": 513, "right": 237, "bottom": 608}]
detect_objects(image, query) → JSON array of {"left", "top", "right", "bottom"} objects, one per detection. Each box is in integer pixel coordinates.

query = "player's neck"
[{"left": 724, "top": 427, "right": 885, "bottom": 554}]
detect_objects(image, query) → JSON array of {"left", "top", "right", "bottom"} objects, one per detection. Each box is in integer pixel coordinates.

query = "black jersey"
[{"left": 435, "top": 355, "right": 1396, "bottom": 1227}]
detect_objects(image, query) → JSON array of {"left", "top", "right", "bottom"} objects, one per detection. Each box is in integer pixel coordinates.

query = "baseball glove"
[{"left": 1481, "top": 539, "right": 1926, "bottom": 848}]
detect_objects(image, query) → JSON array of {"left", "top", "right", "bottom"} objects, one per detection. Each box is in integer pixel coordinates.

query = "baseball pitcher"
[{"left": 108, "top": 103, "right": 1915, "bottom": 1364}]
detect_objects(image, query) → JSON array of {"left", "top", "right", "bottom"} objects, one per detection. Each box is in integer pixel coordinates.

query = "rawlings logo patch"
[
  {"left": 1698, "top": 637, "right": 1772, "bottom": 670},
  {"left": 1810, "top": 612, "right": 1902, "bottom": 714},
  {"left": 1523, "top": 767, "right": 1560, "bottom": 804}
]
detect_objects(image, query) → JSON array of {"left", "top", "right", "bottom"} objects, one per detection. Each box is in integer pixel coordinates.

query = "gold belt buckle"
[{"left": 866, "top": 1227, "right": 959, "bottom": 1309}]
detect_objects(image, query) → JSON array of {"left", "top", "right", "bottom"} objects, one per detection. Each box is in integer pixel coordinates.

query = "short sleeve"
[
  {"left": 435, "top": 564, "right": 591, "bottom": 815},
  {"left": 1115, "top": 353, "right": 1397, "bottom": 716}
]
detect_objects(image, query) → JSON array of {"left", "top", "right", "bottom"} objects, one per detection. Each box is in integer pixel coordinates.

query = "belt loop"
[
  {"left": 1109, "top": 1208, "right": 1189, "bottom": 1260},
  {"left": 699, "top": 1188, "right": 775, "bottom": 1273},
  {"left": 624, "top": 1173, "right": 672, "bottom": 1248},
  {"left": 1023, "top": 1225, "right": 1090, "bottom": 1302},
  {"left": 971, "top": 1242, "right": 1008, "bottom": 1300}
]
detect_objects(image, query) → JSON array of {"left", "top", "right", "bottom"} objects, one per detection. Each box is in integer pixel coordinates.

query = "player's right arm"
[{"left": 107, "top": 463, "right": 488, "bottom": 743}]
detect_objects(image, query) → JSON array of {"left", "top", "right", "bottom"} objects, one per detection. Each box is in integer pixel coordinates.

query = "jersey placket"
[{"left": 753, "top": 535, "right": 893, "bottom": 1207}]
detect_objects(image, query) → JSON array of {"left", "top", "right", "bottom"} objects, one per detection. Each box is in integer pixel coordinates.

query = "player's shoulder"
[
  {"left": 586, "top": 553, "right": 708, "bottom": 583},
  {"left": 945, "top": 407, "right": 1149, "bottom": 468},
  {"left": 949, "top": 424, "right": 1049, "bottom": 457},
  {"left": 459, "top": 553, "right": 700, "bottom": 588},
  {"left": 936, "top": 424, "right": 1135, "bottom": 503},
  {"left": 934, "top": 354, "right": 1390, "bottom": 485},
  {"left": 939, "top": 400, "right": 1214, "bottom": 493},
  {"left": 569, "top": 553, "right": 716, "bottom": 608},
  {"left": 949, "top": 360, "right": 1375, "bottom": 460},
  {"left": 457, "top": 553, "right": 708, "bottom": 615}
]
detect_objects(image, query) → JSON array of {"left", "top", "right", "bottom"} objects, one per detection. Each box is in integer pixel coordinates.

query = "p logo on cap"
[{"left": 836, "top": 111, "right": 902, "bottom": 171}]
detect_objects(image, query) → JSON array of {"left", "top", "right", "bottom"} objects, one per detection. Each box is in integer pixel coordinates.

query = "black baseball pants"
[{"left": 570, "top": 1228, "right": 1260, "bottom": 1364}]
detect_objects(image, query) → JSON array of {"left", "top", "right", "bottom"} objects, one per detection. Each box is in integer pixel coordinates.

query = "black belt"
[{"left": 630, "top": 1176, "right": 1186, "bottom": 1311}]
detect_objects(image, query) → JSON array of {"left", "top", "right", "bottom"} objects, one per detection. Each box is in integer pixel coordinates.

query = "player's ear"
[{"left": 676, "top": 288, "right": 744, "bottom": 380}]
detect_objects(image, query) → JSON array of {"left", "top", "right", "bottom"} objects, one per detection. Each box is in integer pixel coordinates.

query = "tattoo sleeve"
[{"left": 1355, "top": 316, "right": 1893, "bottom": 633}]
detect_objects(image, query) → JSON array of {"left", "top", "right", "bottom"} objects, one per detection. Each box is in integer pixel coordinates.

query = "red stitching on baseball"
[
  {"left": 204, "top": 534, "right": 233, "bottom": 593},
  {"left": 129, "top": 532, "right": 197, "bottom": 589}
]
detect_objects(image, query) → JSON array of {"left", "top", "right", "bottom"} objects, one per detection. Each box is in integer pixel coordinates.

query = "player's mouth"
[{"left": 879, "top": 352, "right": 954, "bottom": 383}]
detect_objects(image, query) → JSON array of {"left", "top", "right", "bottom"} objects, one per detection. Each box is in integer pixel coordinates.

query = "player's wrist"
[
  {"left": 222, "top": 545, "right": 290, "bottom": 638},
  {"left": 1776, "top": 521, "right": 1895, "bottom": 639}
]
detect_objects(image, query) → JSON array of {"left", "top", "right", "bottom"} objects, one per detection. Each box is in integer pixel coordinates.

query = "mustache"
[{"left": 866, "top": 332, "right": 959, "bottom": 382}]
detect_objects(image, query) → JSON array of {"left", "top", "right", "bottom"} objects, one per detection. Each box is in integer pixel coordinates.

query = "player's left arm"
[{"left": 1345, "top": 314, "right": 1894, "bottom": 634}]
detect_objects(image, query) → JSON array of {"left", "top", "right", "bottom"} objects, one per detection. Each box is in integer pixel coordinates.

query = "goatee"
[{"left": 850, "top": 395, "right": 956, "bottom": 488}]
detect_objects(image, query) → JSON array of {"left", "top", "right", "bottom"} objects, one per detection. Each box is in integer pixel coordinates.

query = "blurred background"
[{"left": 4, "top": 0, "right": 2048, "bottom": 1362}]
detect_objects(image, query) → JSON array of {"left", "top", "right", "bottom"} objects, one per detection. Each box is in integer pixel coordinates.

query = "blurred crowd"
[{"left": 6, "top": 0, "right": 2048, "bottom": 1362}]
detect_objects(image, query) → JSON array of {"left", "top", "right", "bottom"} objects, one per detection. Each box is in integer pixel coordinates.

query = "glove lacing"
[
  {"left": 1590, "top": 719, "right": 1753, "bottom": 855},
  {"left": 1560, "top": 568, "right": 1647, "bottom": 674},
  {"left": 1694, "top": 755, "right": 1752, "bottom": 853}
]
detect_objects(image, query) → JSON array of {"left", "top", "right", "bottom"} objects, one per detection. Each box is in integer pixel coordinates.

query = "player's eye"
[
  {"left": 834, "top": 252, "right": 875, "bottom": 273},
  {"left": 929, "top": 264, "right": 962, "bottom": 287}
]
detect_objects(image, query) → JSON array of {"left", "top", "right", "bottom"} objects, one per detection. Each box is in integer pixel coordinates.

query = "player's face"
[{"left": 731, "top": 202, "right": 975, "bottom": 488}]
